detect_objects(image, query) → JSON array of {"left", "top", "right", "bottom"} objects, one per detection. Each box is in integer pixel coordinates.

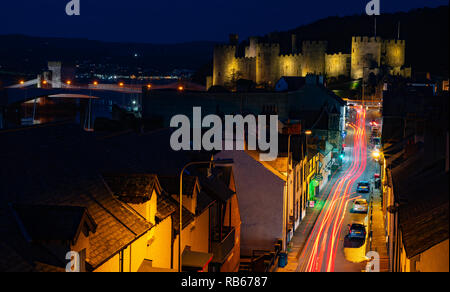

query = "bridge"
[{"left": 0, "top": 77, "right": 205, "bottom": 129}]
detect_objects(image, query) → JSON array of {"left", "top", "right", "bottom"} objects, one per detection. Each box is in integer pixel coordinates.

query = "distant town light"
[
  {"left": 178, "top": 85, "right": 184, "bottom": 91},
  {"left": 93, "top": 81, "right": 99, "bottom": 86},
  {"left": 147, "top": 84, "right": 152, "bottom": 89},
  {"left": 119, "top": 82, "right": 124, "bottom": 87},
  {"left": 66, "top": 80, "right": 72, "bottom": 85},
  {"left": 305, "top": 130, "right": 312, "bottom": 135},
  {"left": 19, "top": 80, "right": 24, "bottom": 85},
  {"left": 42, "top": 80, "right": 47, "bottom": 85}
]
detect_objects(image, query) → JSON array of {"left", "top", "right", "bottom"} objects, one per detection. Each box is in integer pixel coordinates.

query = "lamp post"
[{"left": 178, "top": 159, "right": 233, "bottom": 272}]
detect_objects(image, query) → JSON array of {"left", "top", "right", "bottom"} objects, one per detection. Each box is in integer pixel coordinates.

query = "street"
[{"left": 297, "top": 107, "right": 381, "bottom": 272}]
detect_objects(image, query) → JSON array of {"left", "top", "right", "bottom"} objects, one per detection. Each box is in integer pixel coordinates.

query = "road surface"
[{"left": 298, "top": 107, "right": 381, "bottom": 272}]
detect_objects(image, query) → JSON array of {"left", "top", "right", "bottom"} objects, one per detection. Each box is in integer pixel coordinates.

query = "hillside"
[
  {"left": 266, "top": 6, "right": 449, "bottom": 77},
  {"left": 0, "top": 6, "right": 448, "bottom": 79}
]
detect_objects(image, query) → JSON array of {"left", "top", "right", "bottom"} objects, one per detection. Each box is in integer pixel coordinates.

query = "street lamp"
[
  {"left": 178, "top": 159, "right": 233, "bottom": 272},
  {"left": 372, "top": 149, "right": 381, "bottom": 160}
]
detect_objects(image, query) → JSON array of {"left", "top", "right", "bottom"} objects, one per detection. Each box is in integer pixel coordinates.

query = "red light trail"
[{"left": 299, "top": 108, "right": 368, "bottom": 272}]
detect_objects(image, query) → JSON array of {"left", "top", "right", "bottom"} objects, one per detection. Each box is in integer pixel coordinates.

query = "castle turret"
[
  {"left": 382, "top": 39, "right": 406, "bottom": 70},
  {"left": 245, "top": 37, "right": 259, "bottom": 58},
  {"left": 351, "top": 36, "right": 382, "bottom": 80},
  {"left": 301, "top": 41, "right": 327, "bottom": 76},
  {"left": 255, "top": 43, "right": 280, "bottom": 86},
  {"left": 213, "top": 44, "right": 237, "bottom": 86}
]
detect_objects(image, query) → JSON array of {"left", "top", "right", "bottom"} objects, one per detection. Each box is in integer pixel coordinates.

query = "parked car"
[
  {"left": 347, "top": 223, "right": 367, "bottom": 240},
  {"left": 352, "top": 199, "right": 368, "bottom": 213},
  {"left": 357, "top": 181, "right": 370, "bottom": 193}
]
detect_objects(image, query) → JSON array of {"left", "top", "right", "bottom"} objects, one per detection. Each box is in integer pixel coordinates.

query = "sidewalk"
[
  {"left": 366, "top": 188, "right": 390, "bottom": 272},
  {"left": 277, "top": 169, "right": 341, "bottom": 272}
]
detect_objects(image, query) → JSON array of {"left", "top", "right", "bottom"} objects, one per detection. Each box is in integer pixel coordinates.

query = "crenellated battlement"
[
  {"left": 257, "top": 43, "right": 280, "bottom": 48},
  {"left": 352, "top": 36, "right": 382, "bottom": 43},
  {"left": 236, "top": 56, "right": 256, "bottom": 61},
  {"left": 279, "top": 53, "right": 302, "bottom": 58},
  {"left": 326, "top": 52, "right": 349, "bottom": 57},
  {"left": 383, "top": 39, "right": 405, "bottom": 45},
  {"left": 302, "top": 40, "right": 328, "bottom": 48}
]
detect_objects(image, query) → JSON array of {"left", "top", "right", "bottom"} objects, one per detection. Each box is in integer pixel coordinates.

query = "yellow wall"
[
  {"left": 415, "top": 239, "right": 449, "bottom": 272},
  {"left": 146, "top": 217, "right": 173, "bottom": 269},
  {"left": 173, "top": 209, "right": 210, "bottom": 271}
]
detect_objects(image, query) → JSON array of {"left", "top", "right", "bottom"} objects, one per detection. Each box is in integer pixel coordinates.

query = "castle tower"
[
  {"left": 213, "top": 44, "right": 238, "bottom": 86},
  {"left": 301, "top": 41, "right": 327, "bottom": 76},
  {"left": 245, "top": 37, "right": 259, "bottom": 58},
  {"left": 382, "top": 39, "right": 406, "bottom": 72},
  {"left": 255, "top": 43, "right": 280, "bottom": 86},
  {"left": 351, "top": 36, "right": 382, "bottom": 80}
]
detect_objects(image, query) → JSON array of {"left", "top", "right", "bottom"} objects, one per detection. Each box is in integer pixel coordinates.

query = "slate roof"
[
  {"left": 158, "top": 175, "right": 198, "bottom": 197},
  {"left": 276, "top": 76, "right": 306, "bottom": 92},
  {"left": 102, "top": 174, "right": 161, "bottom": 204},
  {"left": 392, "top": 157, "right": 449, "bottom": 258},
  {"left": 156, "top": 194, "right": 177, "bottom": 222},
  {"left": 0, "top": 123, "right": 152, "bottom": 271}
]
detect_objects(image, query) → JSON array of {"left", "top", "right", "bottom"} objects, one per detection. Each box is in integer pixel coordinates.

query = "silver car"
[{"left": 352, "top": 199, "right": 368, "bottom": 213}]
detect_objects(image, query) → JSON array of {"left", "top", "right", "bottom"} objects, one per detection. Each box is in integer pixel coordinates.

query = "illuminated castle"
[{"left": 211, "top": 34, "right": 411, "bottom": 88}]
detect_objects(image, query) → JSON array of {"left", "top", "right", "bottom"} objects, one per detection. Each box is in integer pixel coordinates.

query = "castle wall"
[
  {"left": 301, "top": 41, "right": 327, "bottom": 76},
  {"left": 351, "top": 36, "right": 382, "bottom": 80},
  {"left": 382, "top": 39, "right": 406, "bottom": 70},
  {"left": 213, "top": 35, "right": 407, "bottom": 88},
  {"left": 236, "top": 56, "right": 256, "bottom": 82},
  {"left": 279, "top": 54, "right": 302, "bottom": 78},
  {"left": 325, "top": 53, "right": 351, "bottom": 78}
]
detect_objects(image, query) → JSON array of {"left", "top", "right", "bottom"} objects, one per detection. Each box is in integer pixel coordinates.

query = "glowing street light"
[
  {"left": 305, "top": 130, "right": 312, "bottom": 136},
  {"left": 66, "top": 80, "right": 72, "bottom": 85},
  {"left": 178, "top": 85, "right": 184, "bottom": 91},
  {"left": 19, "top": 80, "right": 25, "bottom": 85},
  {"left": 93, "top": 81, "right": 99, "bottom": 86},
  {"left": 147, "top": 84, "right": 152, "bottom": 89},
  {"left": 372, "top": 150, "right": 381, "bottom": 159},
  {"left": 119, "top": 82, "right": 124, "bottom": 87}
]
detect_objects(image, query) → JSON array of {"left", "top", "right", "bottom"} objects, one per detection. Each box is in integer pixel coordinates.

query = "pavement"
[
  {"left": 366, "top": 187, "right": 390, "bottom": 272},
  {"left": 277, "top": 166, "right": 343, "bottom": 272}
]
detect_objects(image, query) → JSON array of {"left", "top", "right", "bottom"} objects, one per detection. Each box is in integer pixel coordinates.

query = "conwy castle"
[{"left": 211, "top": 34, "right": 411, "bottom": 88}]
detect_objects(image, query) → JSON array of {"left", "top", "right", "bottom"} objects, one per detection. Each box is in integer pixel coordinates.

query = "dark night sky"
[{"left": 0, "top": 0, "right": 447, "bottom": 43}]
